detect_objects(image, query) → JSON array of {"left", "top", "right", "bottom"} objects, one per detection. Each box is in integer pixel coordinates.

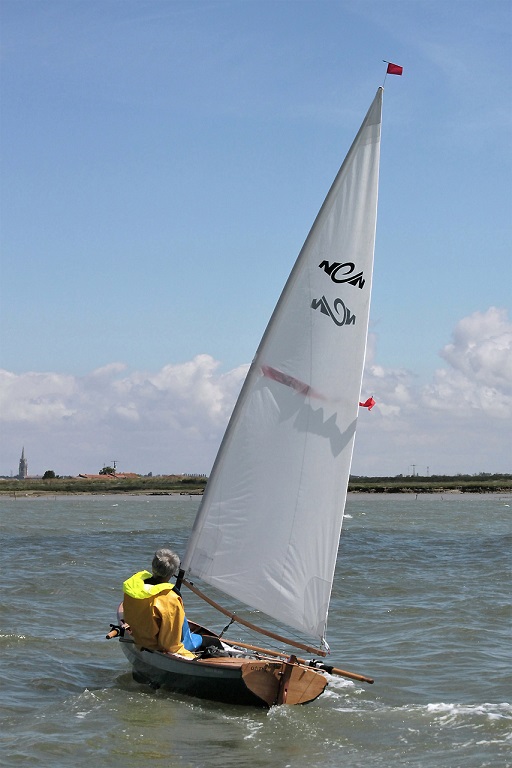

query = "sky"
[{"left": 1, "top": 0, "right": 511, "bottom": 478}]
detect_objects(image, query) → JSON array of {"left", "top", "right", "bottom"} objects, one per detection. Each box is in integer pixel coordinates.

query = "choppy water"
[{"left": 1, "top": 492, "right": 510, "bottom": 767}]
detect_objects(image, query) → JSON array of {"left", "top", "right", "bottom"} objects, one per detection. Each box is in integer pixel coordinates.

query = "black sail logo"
[
  {"left": 311, "top": 296, "right": 355, "bottom": 326},
  {"left": 319, "top": 260, "right": 365, "bottom": 289}
]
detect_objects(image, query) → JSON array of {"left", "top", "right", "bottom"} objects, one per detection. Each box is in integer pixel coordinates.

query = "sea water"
[{"left": 1, "top": 492, "right": 510, "bottom": 767}]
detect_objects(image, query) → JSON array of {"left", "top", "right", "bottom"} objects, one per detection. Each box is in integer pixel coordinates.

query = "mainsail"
[{"left": 183, "top": 88, "right": 383, "bottom": 648}]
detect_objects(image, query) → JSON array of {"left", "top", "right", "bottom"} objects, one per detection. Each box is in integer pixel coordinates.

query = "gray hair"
[{"left": 152, "top": 548, "right": 180, "bottom": 581}]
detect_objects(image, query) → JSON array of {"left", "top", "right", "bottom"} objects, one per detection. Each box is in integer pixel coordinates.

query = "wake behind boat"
[{"left": 109, "top": 85, "right": 384, "bottom": 707}]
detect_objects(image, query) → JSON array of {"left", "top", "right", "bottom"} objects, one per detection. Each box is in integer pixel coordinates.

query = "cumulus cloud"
[
  {"left": 353, "top": 307, "right": 512, "bottom": 475},
  {"left": 1, "top": 309, "right": 510, "bottom": 477},
  {"left": 437, "top": 306, "right": 512, "bottom": 393},
  {"left": 0, "top": 356, "right": 248, "bottom": 476}
]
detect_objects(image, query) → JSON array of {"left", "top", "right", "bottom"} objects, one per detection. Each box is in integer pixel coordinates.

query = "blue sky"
[{"left": 1, "top": 0, "right": 511, "bottom": 477}]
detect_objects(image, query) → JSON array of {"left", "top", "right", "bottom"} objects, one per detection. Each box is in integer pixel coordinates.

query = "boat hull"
[{"left": 118, "top": 637, "right": 328, "bottom": 707}]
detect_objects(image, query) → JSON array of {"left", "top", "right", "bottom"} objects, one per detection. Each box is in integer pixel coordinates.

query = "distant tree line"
[{"left": 1, "top": 472, "right": 510, "bottom": 495}]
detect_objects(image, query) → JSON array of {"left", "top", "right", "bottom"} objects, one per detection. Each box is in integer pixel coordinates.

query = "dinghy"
[{"left": 110, "top": 86, "right": 383, "bottom": 707}]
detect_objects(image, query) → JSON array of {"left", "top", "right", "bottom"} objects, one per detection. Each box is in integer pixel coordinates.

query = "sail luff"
[{"left": 183, "top": 88, "right": 383, "bottom": 645}]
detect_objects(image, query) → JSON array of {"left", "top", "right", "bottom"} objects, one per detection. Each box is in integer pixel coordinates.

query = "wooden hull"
[{"left": 118, "top": 637, "right": 328, "bottom": 708}]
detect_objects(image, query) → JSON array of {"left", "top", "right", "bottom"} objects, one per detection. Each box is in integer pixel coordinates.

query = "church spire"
[{"left": 18, "top": 447, "right": 28, "bottom": 479}]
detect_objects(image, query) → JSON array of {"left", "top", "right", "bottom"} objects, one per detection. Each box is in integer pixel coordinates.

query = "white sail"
[{"left": 183, "top": 88, "right": 383, "bottom": 647}]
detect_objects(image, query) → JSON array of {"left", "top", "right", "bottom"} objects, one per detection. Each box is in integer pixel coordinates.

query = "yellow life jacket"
[{"left": 122, "top": 570, "right": 195, "bottom": 658}]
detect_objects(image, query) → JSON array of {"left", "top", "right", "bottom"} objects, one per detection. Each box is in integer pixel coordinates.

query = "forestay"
[{"left": 183, "top": 88, "right": 383, "bottom": 647}]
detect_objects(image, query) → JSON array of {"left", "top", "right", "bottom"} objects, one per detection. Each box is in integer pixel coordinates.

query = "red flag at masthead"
[{"left": 386, "top": 62, "right": 403, "bottom": 76}]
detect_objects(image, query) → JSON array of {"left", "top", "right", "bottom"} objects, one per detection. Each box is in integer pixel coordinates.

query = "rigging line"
[{"left": 219, "top": 616, "right": 236, "bottom": 638}]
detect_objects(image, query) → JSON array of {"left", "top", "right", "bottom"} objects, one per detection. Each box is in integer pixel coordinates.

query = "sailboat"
[{"left": 110, "top": 87, "right": 383, "bottom": 707}]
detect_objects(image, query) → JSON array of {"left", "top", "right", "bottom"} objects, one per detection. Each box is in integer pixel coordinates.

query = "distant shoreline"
[
  {"left": 1, "top": 473, "right": 510, "bottom": 498},
  {"left": 1, "top": 484, "right": 510, "bottom": 499}
]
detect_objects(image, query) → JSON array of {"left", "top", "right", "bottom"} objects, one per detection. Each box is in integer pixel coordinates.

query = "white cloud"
[
  {"left": 0, "top": 369, "right": 77, "bottom": 423},
  {"left": 1, "top": 309, "right": 510, "bottom": 477},
  {"left": 0, "top": 356, "right": 248, "bottom": 476},
  {"left": 353, "top": 307, "right": 512, "bottom": 475},
  {"left": 439, "top": 307, "right": 512, "bottom": 393}
]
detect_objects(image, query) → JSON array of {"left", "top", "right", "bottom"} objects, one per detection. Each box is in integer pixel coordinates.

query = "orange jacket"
[{"left": 122, "top": 570, "right": 195, "bottom": 659}]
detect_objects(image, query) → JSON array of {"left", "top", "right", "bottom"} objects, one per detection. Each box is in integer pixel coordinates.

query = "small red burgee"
[{"left": 386, "top": 62, "right": 403, "bottom": 76}]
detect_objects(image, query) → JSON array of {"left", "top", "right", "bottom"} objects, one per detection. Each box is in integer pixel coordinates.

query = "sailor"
[{"left": 122, "top": 548, "right": 203, "bottom": 658}]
